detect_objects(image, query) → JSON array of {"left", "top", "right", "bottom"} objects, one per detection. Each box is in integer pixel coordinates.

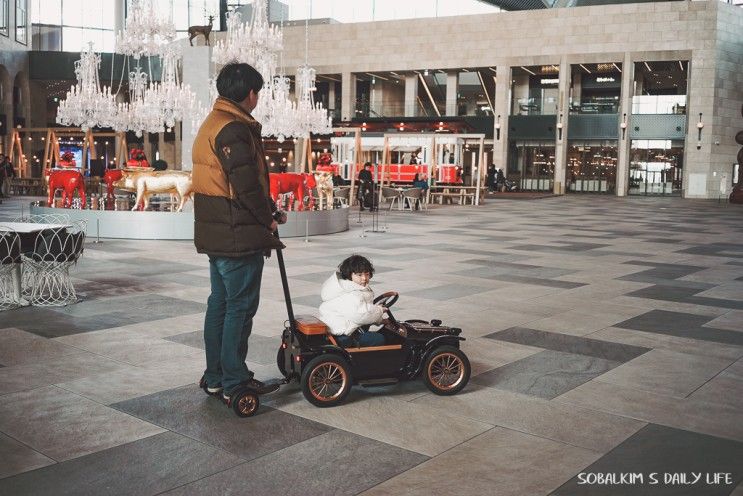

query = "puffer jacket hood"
[{"left": 318, "top": 272, "right": 384, "bottom": 336}]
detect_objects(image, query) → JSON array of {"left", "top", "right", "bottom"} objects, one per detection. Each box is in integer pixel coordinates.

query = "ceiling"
[{"left": 476, "top": 0, "right": 678, "bottom": 11}]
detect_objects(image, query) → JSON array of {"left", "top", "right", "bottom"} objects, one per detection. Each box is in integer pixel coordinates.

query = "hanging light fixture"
[
  {"left": 116, "top": 0, "right": 176, "bottom": 59},
  {"left": 56, "top": 43, "right": 117, "bottom": 132}
]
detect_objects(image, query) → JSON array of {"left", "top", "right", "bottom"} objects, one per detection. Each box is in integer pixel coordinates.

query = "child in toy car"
[{"left": 318, "top": 255, "right": 388, "bottom": 347}]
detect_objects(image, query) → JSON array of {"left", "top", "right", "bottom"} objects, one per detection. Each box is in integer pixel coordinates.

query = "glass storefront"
[
  {"left": 629, "top": 140, "right": 683, "bottom": 195},
  {"left": 511, "top": 66, "right": 559, "bottom": 116},
  {"left": 508, "top": 141, "right": 554, "bottom": 191},
  {"left": 569, "top": 64, "right": 622, "bottom": 115},
  {"left": 567, "top": 141, "right": 617, "bottom": 194}
]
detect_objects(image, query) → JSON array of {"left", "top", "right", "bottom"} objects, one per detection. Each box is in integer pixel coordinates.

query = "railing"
[{"left": 353, "top": 99, "right": 489, "bottom": 118}]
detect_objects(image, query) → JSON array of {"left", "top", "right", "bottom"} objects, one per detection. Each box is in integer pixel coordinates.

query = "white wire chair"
[
  {"left": 402, "top": 187, "right": 426, "bottom": 211},
  {"left": 333, "top": 187, "right": 351, "bottom": 208},
  {"left": 21, "top": 219, "right": 87, "bottom": 306},
  {"left": 0, "top": 227, "right": 23, "bottom": 311},
  {"left": 13, "top": 213, "right": 72, "bottom": 225},
  {"left": 381, "top": 186, "right": 402, "bottom": 211}
]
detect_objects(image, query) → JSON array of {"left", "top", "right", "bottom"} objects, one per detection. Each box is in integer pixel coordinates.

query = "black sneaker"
[{"left": 224, "top": 378, "right": 279, "bottom": 398}]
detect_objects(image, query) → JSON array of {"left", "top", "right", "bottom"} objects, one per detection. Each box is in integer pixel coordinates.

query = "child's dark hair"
[{"left": 338, "top": 255, "right": 375, "bottom": 280}]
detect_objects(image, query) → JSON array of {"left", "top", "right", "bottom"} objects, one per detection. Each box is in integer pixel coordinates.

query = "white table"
[{"left": 0, "top": 222, "right": 72, "bottom": 306}]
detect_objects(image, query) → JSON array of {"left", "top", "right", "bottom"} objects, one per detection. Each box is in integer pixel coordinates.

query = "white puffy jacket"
[{"left": 318, "top": 272, "right": 385, "bottom": 336}]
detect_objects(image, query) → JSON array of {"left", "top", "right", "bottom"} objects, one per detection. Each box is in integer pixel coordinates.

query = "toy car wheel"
[
  {"left": 232, "top": 390, "right": 260, "bottom": 418},
  {"left": 301, "top": 354, "right": 352, "bottom": 408},
  {"left": 423, "top": 346, "right": 470, "bottom": 396}
]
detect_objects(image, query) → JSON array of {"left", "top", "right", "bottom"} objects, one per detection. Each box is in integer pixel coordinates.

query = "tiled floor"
[{"left": 1, "top": 195, "right": 743, "bottom": 495}]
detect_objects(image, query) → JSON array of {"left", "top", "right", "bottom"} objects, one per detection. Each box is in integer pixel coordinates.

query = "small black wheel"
[
  {"left": 277, "top": 347, "right": 288, "bottom": 377},
  {"left": 231, "top": 390, "right": 260, "bottom": 417},
  {"left": 301, "top": 354, "right": 352, "bottom": 408},
  {"left": 423, "top": 346, "right": 470, "bottom": 396}
]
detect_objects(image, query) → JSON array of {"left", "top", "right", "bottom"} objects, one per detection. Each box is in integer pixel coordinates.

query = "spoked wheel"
[
  {"left": 231, "top": 390, "right": 260, "bottom": 418},
  {"left": 423, "top": 346, "right": 470, "bottom": 396},
  {"left": 301, "top": 355, "right": 352, "bottom": 407}
]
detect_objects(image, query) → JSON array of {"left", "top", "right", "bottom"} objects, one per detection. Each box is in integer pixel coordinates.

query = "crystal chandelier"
[
  {"left": 116, "top": 0, "right": 176, "bottom": 58},
  {"left": 295, "top": 64, "right": 332, "bottom": 136},
  {"left": 209, "top": 0, "right": 331, "bottom": 140},
  {"left": 111, "top": 66, "right": 163, "bottom": 137},
  {"left": 56, "top": 43, "right": 117, "bottom": 132},
  {"left": 150, "top": 49, "right": 200, "bottom": 131}
]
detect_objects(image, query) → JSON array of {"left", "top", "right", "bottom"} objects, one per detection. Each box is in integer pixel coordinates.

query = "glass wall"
[
  {"left": 569, "top": 63, "right": 621, "bottom": 114},
  {"left": 632, "top": 61, "right": 688, "bottom": 114},
  {"left": 566, "top": 140, "right": 617, "bottom": 194},
  {"left": 15, "top": 0, "right": 26, "bottom": 44},
  {"left": 508, "top": 141, "right": 554, "bottom": 191},
  {"left": 629, "top": 139, "right": 683, "bottom": 195},
  {"left": 0, "top": 0, "right": 8, "bottom": 37},
  {"left": 511, "top": 66, "right": 559, "bottom": 116},
  {"left": 31, "top": 0, "right": 115, "bottom": 51}
]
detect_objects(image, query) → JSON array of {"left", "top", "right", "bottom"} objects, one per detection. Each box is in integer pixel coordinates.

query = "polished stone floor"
[{"left": 1, "top": 195, "right": 742, "bottom": 495}]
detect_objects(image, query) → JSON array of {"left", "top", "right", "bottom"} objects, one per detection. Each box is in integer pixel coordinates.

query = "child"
[{"left": 319, "top": 255, "right": 387, "bottom": 347}]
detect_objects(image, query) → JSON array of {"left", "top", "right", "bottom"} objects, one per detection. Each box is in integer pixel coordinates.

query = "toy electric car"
[
  {"left": 277, "top": 291, "right": 471, "bottom": 407},
  {"left": 199, "top": 238, "right": 470, "bottom": 417}
]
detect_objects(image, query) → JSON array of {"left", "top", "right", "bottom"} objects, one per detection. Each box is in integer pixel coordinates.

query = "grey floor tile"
[
  {"left": 597, "top": 349, "right": 733, "bottom": 398},
  {"left": 0, "top": 432, "right": 55, "bottom": 479},
  {"left": 164, "top": 331, "right": 278, "bottom": 365},
  {"left": 0, "top": 328, "right": 81, "bottom": 366},
  {"left": 473, "top": 350, "right": 622, "bottom": 399},
  {"left": 406, "top": 283, "right": 490, "bottom": 301},
  {"left": 0, "top": 432, "right": 242, "bottom": 495},
  {"left": 486, "top": 327, "right": 650, "bottom": 362},
  {"left": 361, "top": 427, "right": 600, "bottom": 496},
  {"left": 164, "top": 429, "right": 427, "bottom": 496},
  {"left": 112, "top": 385, "right": 331, "bottom": 461},
  {"left": 616, "top": 310, "right": 743, "bottom": 346},
  {"left": 552, "top": 424, "right": 743, "bottom": 495},
  {"left": 0, "top": 386, "right": 164, "bottom": 461}
]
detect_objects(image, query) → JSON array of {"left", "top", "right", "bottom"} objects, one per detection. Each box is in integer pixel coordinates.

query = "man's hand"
[
  {"left": 276, "top": 211, "right": 287, "bottom": 224},
  {"left": 270, "top": 220, "right": 279, "bottom": 232}
]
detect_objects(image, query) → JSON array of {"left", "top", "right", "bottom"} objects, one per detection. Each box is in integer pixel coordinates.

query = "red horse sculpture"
[
  {"left": 269, "top": 173, "right": 316, "bottom": 211},
  {"left": 47, "top": 169, "right": 86, "bottom": 208}
]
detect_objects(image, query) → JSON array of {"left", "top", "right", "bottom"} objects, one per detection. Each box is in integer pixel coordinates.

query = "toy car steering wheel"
[
  {"left": 374, "top": 291, "right": 399, "bottom": 327},
  {"left": 373, "top": 291, "right": 398, "bottom": 308}
]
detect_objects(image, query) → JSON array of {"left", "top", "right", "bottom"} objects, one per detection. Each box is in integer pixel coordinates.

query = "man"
[
  {"left": 191, "top": 63, "right": 287, "bottom": 399},
  {"left": 357, "top": 162, "right": 374, "bottom": 211},
  {"left": 0, "top": 154, "right": 13, "bottom": 198}
]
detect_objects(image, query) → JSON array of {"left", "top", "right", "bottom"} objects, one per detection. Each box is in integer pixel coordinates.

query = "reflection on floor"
[{"left": 1, "top": 195, "right": 742, "bottom": 495}]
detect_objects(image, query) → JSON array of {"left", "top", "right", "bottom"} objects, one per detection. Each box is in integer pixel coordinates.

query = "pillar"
[
  {"left": 554, "top": 56, "right": 569, "bottom": 195},
  {"left": 492, "top": 65, "right": 510, "bottom": 173},
  {"left": 616, "top": 52, "right": 633, "bottom": 196},
  {"left": 181, "top": 45, "right": 213, "bottom": 171},
  {"left": 404, "top": 75, "right": 418, "bottom": 117},
  {"left": 446, "top": 71, "right": 458, "bottom": 116},
  {"left": 341, "top": 72, "right": 356, "bottom": 121}
]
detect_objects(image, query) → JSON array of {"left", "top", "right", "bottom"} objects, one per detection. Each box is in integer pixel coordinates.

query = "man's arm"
[{"left": 216, "top": 122, "right": 273, "bottom": 229}]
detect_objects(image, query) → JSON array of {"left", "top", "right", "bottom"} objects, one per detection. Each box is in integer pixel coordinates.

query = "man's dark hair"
[
  {"left": 363, "top": 162, "right": 372, "bottom": 169},
  {"left": 338, "top": 255, "right": 375, "bottom": 280},
  {"left": 216, "top": 63, "right": 264, "bottom": 103}
]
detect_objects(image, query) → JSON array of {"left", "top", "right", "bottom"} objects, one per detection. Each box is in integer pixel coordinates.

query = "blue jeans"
[
  {"left": 336, "top": 331, "right": 386, "bottom": 347},
  {"left": 203, "top": 253, "right": 264, "bottom": 393}
]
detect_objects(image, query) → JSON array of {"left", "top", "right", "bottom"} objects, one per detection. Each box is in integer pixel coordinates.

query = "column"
[
  {"left": 328, "top": 81, "right": 336, "bottom": 118},
  {"left": 492, "top": 65, "right": 510, "bottom": 173},
  {"left": 341, "top": 72, "right": 356, "bottom": 121},
  {"left": 293, "top": 138, "right": 304, "bottom": 172},
  {"left": 446, "top": 71, "right": 457, "bottom": 116},
  {"left": 616, "top": 52, "right": 633, "bottom": 197},
  {"left": 180, "top": 45, "right": 213, "bottom": 172},
  {"left": 553, "top": 56, "right": 569, "bottom": 195},
  {"left": 114, "top": 0, "right": 125, "bottom": 35},
  {"left": 404, "top": 75, "right": 418, "bottom": 117}
]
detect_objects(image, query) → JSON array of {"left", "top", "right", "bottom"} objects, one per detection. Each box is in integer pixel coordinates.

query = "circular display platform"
[{"left": 29, "top": 203, "right": 350, "bottom": 240}]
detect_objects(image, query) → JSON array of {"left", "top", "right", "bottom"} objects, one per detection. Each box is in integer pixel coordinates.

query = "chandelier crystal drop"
[
  {"left": 116, "top": 0, "right": 176, "bottom": 58},
  {"left": 56, "top": 43, "right": 117, "bottom": 132}
]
